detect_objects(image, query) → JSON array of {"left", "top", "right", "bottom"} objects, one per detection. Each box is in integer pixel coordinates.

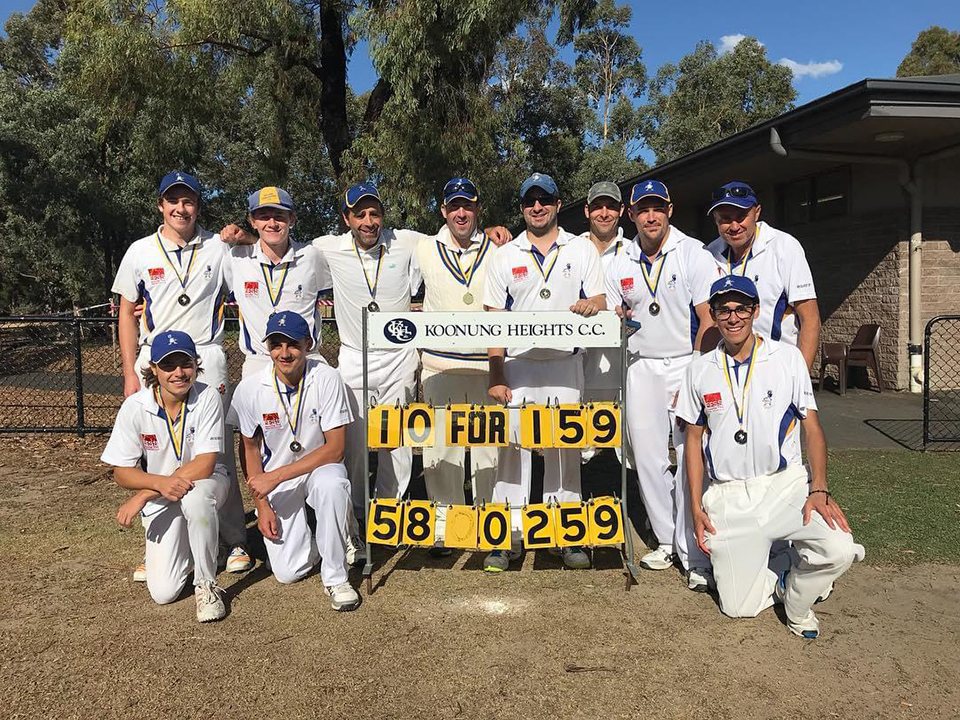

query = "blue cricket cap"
[
  {"left": 630, "top": 179, "right": 671, "bottom": 205},
  {"left": 263, "top": 311, "right": 311, "bottom": 342},
  {"left": 248, "top": 186, "right": 294, "bottom": 213},
  {"left": 150, "top": 331, "right": 198, "bottom": 363},
  {"left": 710, "top": 274, "right": 760, "bottom": 303},
  {"left": 343, "top": 183, "right": 382, "bottom": 212},
  {"left": 158, "top": 171, "right": 200, "bottom": 198},
  {"left": 708, "top": 181, "right": 759, "bottom": 215},
  {"left": 519, "top": 173, "right": 559, "bottom": 199},
  {"left": 443, "top": 177, "right": 479, "bottom": 203}
]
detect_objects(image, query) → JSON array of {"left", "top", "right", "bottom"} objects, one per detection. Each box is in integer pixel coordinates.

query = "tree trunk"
[{"left": 317, "top": 0, "right": 350, "bottom": 178}]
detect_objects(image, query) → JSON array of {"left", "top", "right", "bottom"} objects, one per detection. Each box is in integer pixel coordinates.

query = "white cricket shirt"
[
  {"left": 581, "top": 229, "right": 626, "bottom": 390},
  {"left": 606, "top": 226, "right": 718, "bottom": 359},
  {"left": 706, "top": 221, "right": 816, "bottom": 346},
  {"left": 418, "top": 225, "right": 496, "bottom": 372},
  {"left": 101, "top": 381, "right": 226, "bottom": 476},
  {"left": 676, "top": 336, "right": 817, "bottom": 482},
  {"left": 483, "top": 227, "right": 606, "bottom": 360},
  {"left": 112, "top": 226, "right": 229, "bottom": 347},
  {"left": 230, "top": 358, "right": 354, "bottom": 472},
  {"left": 223, "top": 240, "right": 332, "bottom": 358}
]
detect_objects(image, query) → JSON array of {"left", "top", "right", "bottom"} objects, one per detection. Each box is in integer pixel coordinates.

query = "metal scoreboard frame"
[{"left": 359, "top": 308, "right": 641, "bottom": 591}]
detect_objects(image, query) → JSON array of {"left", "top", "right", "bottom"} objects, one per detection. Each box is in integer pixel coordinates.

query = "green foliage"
[
  {"left": 644, "top": 37, "right": 796, "bottom": 165},
  {"left": 897, "top": 26, "right": 960, "bottom": 78}
]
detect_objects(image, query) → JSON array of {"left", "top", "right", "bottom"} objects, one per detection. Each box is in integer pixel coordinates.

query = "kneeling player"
[
  {"left": 103, "top": 331, "right": 230, "bottom": 623},
  {"left": 677, "top": 275, "right": 864, "bottom": 638},
  {"left": 230, "top": 311, "right": 359, "bottom": 611}
]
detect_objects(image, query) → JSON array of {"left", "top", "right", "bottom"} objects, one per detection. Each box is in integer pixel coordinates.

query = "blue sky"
[{"left": 2, "top": 0, "right": 956, "bottom": 107}]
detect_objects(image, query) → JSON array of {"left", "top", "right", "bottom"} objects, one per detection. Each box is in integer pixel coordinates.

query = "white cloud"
[
  {"left": 719, "top": 34, "right": 758, "bottom": 55},
  {"left": 778, "top": 58, "right": 844, "bottom": 79}
]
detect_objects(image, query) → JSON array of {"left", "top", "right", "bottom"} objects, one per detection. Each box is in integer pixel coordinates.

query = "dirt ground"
[{"left": 2, "top": 436, "right": 958, "bottom": 720}]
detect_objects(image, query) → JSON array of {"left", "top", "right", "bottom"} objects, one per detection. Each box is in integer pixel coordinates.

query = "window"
[{"left": 779, "top": 168, "right": 849, "bottom": 226}]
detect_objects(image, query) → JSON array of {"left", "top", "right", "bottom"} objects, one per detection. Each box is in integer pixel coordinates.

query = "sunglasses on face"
[
  {"left": 521, "top": 194, "right": 558, "bottom": 208},
  {"left": 713, "top": 304, "right": 756, "bottom": 321},
  {"left": 711, "top": 185, "right": 754, "bottom": 201}
]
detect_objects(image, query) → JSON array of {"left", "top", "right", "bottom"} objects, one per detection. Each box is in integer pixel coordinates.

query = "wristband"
[{"left": 809, "top": 489, "right": 831, "bottom": 505}]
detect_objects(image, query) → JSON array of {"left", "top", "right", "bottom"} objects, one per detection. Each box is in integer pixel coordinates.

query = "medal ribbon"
[
  {"left": 154, "top": 388, "right": 188, "bottom": 464},
  {"left": 354, "top": 242, "right": 385, "bottom": 301},
  {"left": 721, "top": 335, "right": 762, "bottom": 430},
  {"left": 529, "top": 244, "right": 561, "bottom": 284},
  {"left": 259, "top": 261, "right": 290, "bottom": 310},
  {"left": 639, "top": 250, "right": 668, "bottom": 301},
  {"left": 726, "top": 247, "right": 752, "bottom": 277},
  {"left": 155, "top": 233, "right": 198, "bottom": 294},
  {"left": 436, "top": 234, "right": 491, "bottom": 289},
  {"left": 273, "top": 371, "right": 306, "bottom": 444}
]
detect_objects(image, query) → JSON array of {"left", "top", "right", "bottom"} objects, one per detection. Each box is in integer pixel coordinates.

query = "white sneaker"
[
  {"left": 133, "top": 558, "right": 146, "bottom": 583},
  {"left": 324, "top": 582, "right": 361, "bottom": 611},
  {"left": 686, "top": 567, "right": 713, "bottom": 592},
  {"left": 561, "top": 547, "right": 591, "bottom": 570},
  {"left": 484, "top": 548, "right": 522, "bottom": 572},
  {"left": 816, "top": 581, "right": 834, "bottom": 604},
  {"left": 346, "top": 535, "right": 366, "bottom": 566},
  {"left": 225, "top": 545, "right": 252, "bottom": 573},
  {"left": 195, "top": 581, "right": 226, "bottom": 623},
  {"left": 640, "top": 546, "right": 675, "bottom": 570},
  {"left": 774, "top": 568, "right": 819, "bottom": 638}
]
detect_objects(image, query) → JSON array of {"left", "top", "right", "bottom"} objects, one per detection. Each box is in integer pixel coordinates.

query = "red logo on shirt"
[
  {"left": 262, "top": 412, "right": 282, "bottom": 429},
  {"left": 148, "top": 268, "right": 165, "bottom": 285},
  {"left": 244, "top": 281, "right": 259, "bottom": 297},
  {"left": 703, "top": 392, "right": 723, "bottom": 412},
  {"left": 620, "top": 277, "right": 635, "bottom": 293},
  {"left": 511, "top": 266, "right": 529, "bottom": 281},
  {"left": 142, "top": 434, "right": 159, "bottom": 451}
]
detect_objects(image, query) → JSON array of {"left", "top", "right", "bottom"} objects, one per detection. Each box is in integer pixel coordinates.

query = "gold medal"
[{"left": 463, "top": 292, "right": 474, "bottom": 305}]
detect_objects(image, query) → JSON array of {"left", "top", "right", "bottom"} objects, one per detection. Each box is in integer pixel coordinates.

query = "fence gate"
[{"left": 923, "top": 315, "right": 960, "bottom": 450}]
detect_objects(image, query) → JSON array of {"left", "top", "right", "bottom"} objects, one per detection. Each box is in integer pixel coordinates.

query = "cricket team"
[{"left": 102, "top": 169, "right": 863, "bottom": 639}]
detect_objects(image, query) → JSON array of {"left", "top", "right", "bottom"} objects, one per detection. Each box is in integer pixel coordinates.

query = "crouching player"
[
  {"left": 677, "top": 275, "right": 864, "bottom": 638},
  {"left": 230, "top": 311, "right": 360, "bottom": 611},
  {"left": 103, "top": 331, "right": 230, "bottom": 623}
]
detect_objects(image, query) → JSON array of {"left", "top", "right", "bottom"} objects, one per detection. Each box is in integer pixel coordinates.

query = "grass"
[{"left": 828, "top": 448, "right": 960, "bottom": 565}]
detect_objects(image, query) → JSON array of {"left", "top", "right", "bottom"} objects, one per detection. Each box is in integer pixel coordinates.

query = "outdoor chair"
[{"left": 818, "top": 323, "right": 884, "bottom": 395}]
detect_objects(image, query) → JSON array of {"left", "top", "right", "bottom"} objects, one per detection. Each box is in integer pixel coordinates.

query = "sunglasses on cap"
[
  {"left": 443, "top": 178, "right": 479, "bottom": 198},
  {"left": 711, "top": 185, "right": 755, "bottom": 202}
]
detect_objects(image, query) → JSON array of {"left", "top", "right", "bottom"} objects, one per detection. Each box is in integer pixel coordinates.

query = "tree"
[
  {"left": 644, "top": 37, "right": 796, "bottom": 164},
  {"left": 897, "top": 26, "right": 960, "bottom": 77}
]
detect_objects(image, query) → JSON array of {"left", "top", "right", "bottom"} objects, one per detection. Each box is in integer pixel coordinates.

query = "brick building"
[{"left": 558, "top": 75, "right": 960, "bottom": 391}]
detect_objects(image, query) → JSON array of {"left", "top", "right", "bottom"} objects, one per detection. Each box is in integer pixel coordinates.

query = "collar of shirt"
[
  {"left": 156, "top": 225, "right": 206, "bottom": 250},
  {"left": 338, "top": 229, "right": 394, "bottom": 252},
  {"left": 627, "top": 225, "right": 682, "bottom": 263},
  {"left": 513, "top": 226, "right": 574, "bottom": 252},
  {"left": 253, "top": 240, "right": 302, "bottom": 265},
  {"left": 722, "top": 221, "right": 772, "bottom": 262},
  {"left": 578, "top": 227, "right": 625, "bottom": 257},
  {"left": 435, "top": 225, "right": 485, "bottom": 252},
  {"left": 711, "top": 333, "right": 779, "bottom": 369},
  {"left": 135, "top": 384, "right": 200, "bottom": 418}
]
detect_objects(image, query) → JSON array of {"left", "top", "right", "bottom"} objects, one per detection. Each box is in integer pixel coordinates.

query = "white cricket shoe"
[
  {"left": 133, "top": 558, "right": 146, "bottom": 583},
  {"left": 774, "top": 567, "right": 819, "bottom": 638},
  {"left": 640, "top": 546, "right": 675, "bottom": 570},
  {"left": 484, "top": 548, "right": 522, "bottom": 573},
  {"left": 686, "top": 567, "right": 714, "bottom": 592},
  {"left": 816, "top": 581, "right": 834, "bottom": 604},
  {"left": 195, "top": 581, "right": 226, "bottom": 623},
  {"left": 561, "top": 547, "right": 591, "bottom": 569},
  {"left": 225, "top": 545, "right": 253, "bottom": 573},
  {"left": 346, "top": 535, "right": 366, "bottom": 566},
  {"left": 324, "top": 582, "right": 361, "bottom": 612}
]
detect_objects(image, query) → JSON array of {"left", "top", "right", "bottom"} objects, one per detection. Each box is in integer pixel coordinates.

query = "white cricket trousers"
[
  {"left": 259, "top": 462, "right": 353, "bottom": 587},
  {"left": 141, "top": 474, "right": 229, "bottom": 604},
  {"left": 703, "top": 464, "right": 865, "bottom": 621},
  {"left": 137, "top": 344, "right": 247, "bottom": 547},
  {"left": 493, "top": 354, "right": 584, "bottom": 543},
  {"left": 421, "top": 367, "right": 498, "bottom": 540},
  {"left": 625, "top": 353, "right": 705, "bottom": 571},
  {"left": 337, "top": 345, "right": 418, "bottom": 515}
]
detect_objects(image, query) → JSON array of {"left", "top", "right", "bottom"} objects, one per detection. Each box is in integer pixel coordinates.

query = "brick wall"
[{"left": 920, "top": 208, "right": 960, "bottom": 328}]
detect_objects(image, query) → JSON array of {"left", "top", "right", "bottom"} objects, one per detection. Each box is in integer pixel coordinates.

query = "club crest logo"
[
  {"left": 762, "top": 390, "right": 774, "bottom": 409},
  {"left": 203, "top": 264, "right": 213, "bottom": 280},
  {"left": 703, "top": 392, "right": 724, "bottom": 412},
  {"left": 384, "top": 318, "right": 417, "bottom": 344},
  {"left": 217, "top": 383, "right": 226, "bottom": 395},
  {"left": 142, "top": 434, "right": 159, "bottom": 451},
  {"left": 620, "top": 277, "right": 634, "bottom": 293},
  {"left": 262, "top": 412, "right": 282, "bottom": 429},
  {"left": 244, "top": 281, "right": 259, "bottom": 297},
  {"left": 148, "top": 268, "right": 165, "bottom": 285},
  {"left": 294, "top": 284, "right": 303, "bottom": 300},
  {"left": 562, "top": 262, "right": 572, "bottom": 279},
  {"left": 512, "top": 266, "right": 529, "bottom": 282},
  {"left": 667, "top": 273, "right": 678, "bottom": 291}
]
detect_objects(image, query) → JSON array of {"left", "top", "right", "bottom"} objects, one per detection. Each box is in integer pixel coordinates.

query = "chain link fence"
[
  {"left": 0, "top": 310, "right": 340, "bottom": 435},
  {"left": 923, "top": 315, "right": 960, "bottom": 450}
]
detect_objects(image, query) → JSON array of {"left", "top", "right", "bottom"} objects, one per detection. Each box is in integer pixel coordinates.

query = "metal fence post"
[
  {"left": 923, "top": 319, "right": 931, "bottom": 450},
  {"left": 74, "top": 316, "right": 86, "bottom": 437}
]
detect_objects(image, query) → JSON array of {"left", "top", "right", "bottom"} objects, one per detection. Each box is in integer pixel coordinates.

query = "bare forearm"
[
  {"left": 113, "top": 466, "right": 172, "bottom": 492},
  {"left": 175, "top": 453, "right": 218, "bottom": 481},
  {"left": 803, "top": 414, "right": 828, "bottom": 490},
  {"left": 270, "top": 435, "right": 345, "bottom": 484},
  {"left": 118, "top": 303, "right": 139, "bottom": 375},
  {"left": 795, "top": 301, "right": 821, "bottom": 370},
  {"left": 684, "top": 427, "right": 706, "bottom": 513}
]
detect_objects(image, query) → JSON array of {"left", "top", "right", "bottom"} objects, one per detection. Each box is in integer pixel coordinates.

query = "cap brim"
[
  {"left": 444, "top": 191, "right": 478, "bottom": 203},
  {"left": 707, "top": 198, "right": 756, "bottom": 215},
  {"left": 520, "top": 183, "right": 558, "bottom": 198},
  {"left": 151, "top": 348, "right": 198, "bottom": 363},
  {"left": 630, "top": 192, "right": 670, "bottom": 205},
  {"left": 588, "top": 193, "right": 622, "bottom": 204},
  {"left": 344, "top": 193, "right": 382, "bottom": 209},
  {"left": 250, "top": 203, "right": 294, "bottom": 212},
  {"left": 710, "top": 288, "right": 759, "bottom": 302},
  {"left": 263, "top": 330, "right": 310, "bottom": 342},
  {"left": 159, "top": 181, "right": 198, "bottom": 197}
]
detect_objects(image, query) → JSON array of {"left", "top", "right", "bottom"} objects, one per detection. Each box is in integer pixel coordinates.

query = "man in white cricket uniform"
[
  {"left": 484, "top": 173, "right": 606, "bottom": 572},
  {"left": 230, "top": 312, "right": 360, "bottom": 611},
  {"left": 705, "top": 182, "right": 821, "bottom": 369},
  {"left": 417, "top": 178, "right": 498, "bottom": 547},
  {"left": 112, "top": 171, "right": 249, "bottom": 578},
  {"left": 102, "top": 331, "right": 230, "bottom": 622},
  {"left": 678, "top": 275, "right": 863, "bottom": 638},
  {"left": 605, "top": 180, "right": 719, "bottom": 591},
  {"left": 578, "top": 181, "right": 628, "bottom": 465},
  {"left": 223, "top": 187, "right": 332, "bottom": 379}
]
